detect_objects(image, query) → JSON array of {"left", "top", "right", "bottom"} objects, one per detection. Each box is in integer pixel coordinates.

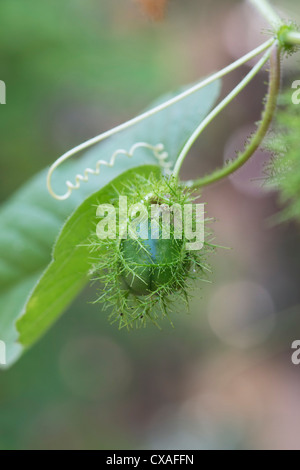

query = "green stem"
[
  {"left": 249, "top": 0, "right": 284, "bottom": 29},
  {"left": 188, "top": 45, "right": 281, "bottom": 190},
  {"left": 249, "top": 0, "right": 300, "bottom": 48},
  {"left": 173, "top": 48, "right": 272, "bottom": 179},
  {"left": 283, "top": 31, "right": 300, "bottom": 45},
  {"left": 47, "top": 38, "right": 275, "bottom": 200}
]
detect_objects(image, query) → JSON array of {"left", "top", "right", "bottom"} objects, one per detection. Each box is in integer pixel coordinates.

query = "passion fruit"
[
  {"left": 120, "top": 220, "right": 186, "bottom": 295},
  {"left": 90, "top": 174, "right": 213, "bottom": 327}
]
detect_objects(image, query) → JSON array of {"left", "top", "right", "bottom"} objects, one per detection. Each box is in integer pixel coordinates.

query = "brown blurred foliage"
[{"left": 134, "top": 0, "right": 168, "bottom": 21}]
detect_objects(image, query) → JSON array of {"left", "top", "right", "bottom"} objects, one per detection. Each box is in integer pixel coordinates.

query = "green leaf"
[
  {"left": 0, "top": 79, "right": 220, "bottom": 366},
  {"left": 16, "top": 165, "right": 161, "bottom": 349}
]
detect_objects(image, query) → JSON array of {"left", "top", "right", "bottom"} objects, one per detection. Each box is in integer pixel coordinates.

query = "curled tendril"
[
  {"left": 47, "top": 142, "right": 171, "bottom": 201},
  {"left": 46, "top": 38, "right": 275, "bottom": 201}
]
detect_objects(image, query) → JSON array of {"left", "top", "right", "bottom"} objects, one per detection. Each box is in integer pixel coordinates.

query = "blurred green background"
[{"left": 1, "top": 0, "right": 300, "bottom": 450}]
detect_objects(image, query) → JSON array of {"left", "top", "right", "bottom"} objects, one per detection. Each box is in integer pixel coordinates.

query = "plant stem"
[
  {"left": 188, "top": 45, "right": 281, "bottom": 190},
  {"left": 250, "top": 0, "right": 300, "bottom": 48},
  {"left": 249, "top": 0, "right": 284, "bottom": 29},
  {"left": 283, "top": 31, "right": 300, "bottom": 45},
  {"left": 47, "top": 38, "right": 275, "bottom": 197},
  {"left": 173, "top": 49, "right": 271, "bottom": 179}
]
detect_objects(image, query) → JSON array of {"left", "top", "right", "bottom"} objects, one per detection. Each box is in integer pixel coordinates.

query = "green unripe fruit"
[
  {"left": 120, "top": 221, "right": 185, "bottom": 295},
  {"left": 90, "top": 174, "right": 213, "bottom": 327}
]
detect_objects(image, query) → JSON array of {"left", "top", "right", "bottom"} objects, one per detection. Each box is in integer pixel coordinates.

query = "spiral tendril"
[{"left": 47, "top": 142, "right": 171, "bottom": 201}]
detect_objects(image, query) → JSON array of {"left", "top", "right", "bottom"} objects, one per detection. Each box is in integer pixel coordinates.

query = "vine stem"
[
  {"left": 173, "top": 48, "right": 272, "bottom": 179},
  {"left": 248, "top": 0, "right": 284, "bottom": 29},
  {"left": 249, "top": 0, "right": 300, "bottom": 46},
  {"left": 47, "top": 38, "right": 275, "bottom": 192},
  {"left": 187, "top": 44, "right": 281, "bottom": 190},
  {"left": 283, "top": 31, "right": 300, "bottom": 45}
]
